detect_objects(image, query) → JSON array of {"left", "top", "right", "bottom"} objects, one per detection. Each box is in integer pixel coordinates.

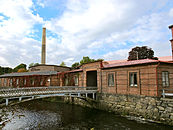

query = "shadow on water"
[{"left": 0, "top": 99, "right": 173, "bottom": 130}]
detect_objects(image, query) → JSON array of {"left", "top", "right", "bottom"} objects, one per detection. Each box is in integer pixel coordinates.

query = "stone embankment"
[{"left": 64, "top": 93, "right": 173, "bottom": 126}]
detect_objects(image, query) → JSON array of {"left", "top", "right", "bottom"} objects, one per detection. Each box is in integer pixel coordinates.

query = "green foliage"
[
  {"left": 71, "top": 56, "right": 104, "bottom": 68},
  {"left": 29, "top": 63, "right": 39, "bottom": 67},
  {"left": 71, "top": 62, "right": 80, "bottom": 68},
  {"left": 128, "top": 46, "right": 158, "bottom": 61},
  {"left": 80, "top": 56, "right": 95, "bottom": 65},
  {"left": 13, "top": 63, "right": 27, "bottom": 72},
  {"left": 0, "top": 66, "right": 13, "bottom": 75},
  {"left": 60, "top": 61, "right": 66, "bottom": 67}
]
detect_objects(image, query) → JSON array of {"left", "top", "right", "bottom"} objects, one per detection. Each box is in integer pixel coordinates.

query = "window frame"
[
  {"left": 16, "top": 78, "right": 19, "bottom": 85},
  {"left": 65, "top": 78, "right": 69, "bottom": 86},
  {"left": 129, "top": 71, "right": 139, "bottom": 87},
  {"left": 107, "top": 72, "right": 115, "bottom": 87},
  {"left": 4, "top": 78, "right": 7, "bottom": 86},
  {"left": 10, "top": 78, "right": 13, "bottom": 86},
  {"left": 74, "top": 75, "right": 79, "bottom": 86},
  {"left": 162, "top": 71, "right": 169, "bottom": 87}
]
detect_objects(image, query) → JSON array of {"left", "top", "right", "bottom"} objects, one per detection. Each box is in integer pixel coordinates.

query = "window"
[
  {"left": 65, "top": 78, "right": 68, "bottom": 86},
  {"left": 32, "top": 79, "right": 34, "bottom": 85},
  {"left": 30, "top": 79, "right": 34, "bottom": 85},
  {"left": 162, "top": 71, "right": 169, "bottom": 87},
  {"left": 16, "top": 79, "right": 19, "bottom": 85},
  {"left": 129, "top": 72, "right": 138, "bottom": 87},
  {"left": 74, "top": 75, "right": 79, "bottom": 86},
  {"left": 4, "top": 79, "right": 7, "bottom": 86},
  {"left": 108, "top": 73, "right": 114, "bottom": 86},
  {"left": 24, "top": 79, "right": 26, "bottom": 85},
  {"left": 40, "top": 79, "right": 43, "bottom": 85},
  {"left": 10, "top": 79, "right": 13, "bottom": 86}
]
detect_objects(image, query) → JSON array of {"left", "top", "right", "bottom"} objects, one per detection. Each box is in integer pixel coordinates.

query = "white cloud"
[
  {"left": 169, "top": 8, "right": 173, "bottom": 17},
  {"left": 0, "top": 0, "right": 43, "bottom": 67},
  {"left": 103, "top": 49, "right": 129, "bottom": 61},
  {"left": 44, "top": 0, "right": 173, "bottom": 65},
  {"left": 0, "top": 0, "right": 173, "bottom": 68}
]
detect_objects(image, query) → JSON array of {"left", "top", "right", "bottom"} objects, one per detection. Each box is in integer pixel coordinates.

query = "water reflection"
[{"left": 1, "top": 100, "right": 173, "bottom": 130}]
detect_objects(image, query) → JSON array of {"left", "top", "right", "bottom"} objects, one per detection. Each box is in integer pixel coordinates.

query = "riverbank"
[
  {"left": 1, "top": 94, "right": 173, "bottom": 127},
  {"left": 2, "top": 100, "right": 173, "bottom": 129},
  {"left": 61, "top": 93, "right": 173, "bottom": 126}
]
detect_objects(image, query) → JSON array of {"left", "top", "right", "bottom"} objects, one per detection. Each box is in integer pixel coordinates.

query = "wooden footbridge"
[{"left": 0, "top": 86, "right": 97, "bottom": 105}]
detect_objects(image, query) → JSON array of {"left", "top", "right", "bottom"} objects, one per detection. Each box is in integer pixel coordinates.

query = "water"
[{"left": 0, "top": 100, "right": 173, "bottom": 130}]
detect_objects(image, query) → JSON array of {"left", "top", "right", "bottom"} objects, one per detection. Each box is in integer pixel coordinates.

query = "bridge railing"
[
  {"left": 0, "top": 86, "right": 97, "bottom": 98},
  {"left": 161, "top": 89, "right": 173, "bottom": 98}
]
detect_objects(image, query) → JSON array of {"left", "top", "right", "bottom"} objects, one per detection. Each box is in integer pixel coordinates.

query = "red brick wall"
[
  {"left": 101, "top": 64, "right": 158, "bottom": 96},
  {"left": 157, "top": 64, "right": 173, "bottom": 96}
]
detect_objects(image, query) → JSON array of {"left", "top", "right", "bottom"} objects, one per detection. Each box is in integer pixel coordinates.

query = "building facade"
[{"left": 0, "top": 57, "right": 173, "bottom": 97}]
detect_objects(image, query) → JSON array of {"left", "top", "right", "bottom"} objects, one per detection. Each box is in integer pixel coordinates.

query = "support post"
[
  {"left": 6, "top": 98, "right": 9, "bottom": 106},
  {"left": 92, "top": 93, "right": 95, "bottom": 99},
  {"left": 86, "top": 93, "right": 88, "bottom": 98},
  {"left": 78, "top": 93, "right": 80, "bottom": 97},
  {"left": 163, "top": 89, "right": 165, "bottom": 98},
  {"left": 19, "top": 97, "right": 22, "bottom": 102}
]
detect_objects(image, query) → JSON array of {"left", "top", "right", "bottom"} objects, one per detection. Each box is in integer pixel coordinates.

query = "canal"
[{"left": 0, "top": 99, "right": 173, "bottom": 130}]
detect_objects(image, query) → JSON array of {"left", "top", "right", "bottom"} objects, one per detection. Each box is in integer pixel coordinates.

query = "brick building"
[
  {"left": 0, "top": 56, "right": 173, "bottom": 97},
  {"left": 1, "top": 25, "right": 173, "bottom": 97}
]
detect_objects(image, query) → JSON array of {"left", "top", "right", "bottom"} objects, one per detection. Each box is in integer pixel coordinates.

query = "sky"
[{"left": 0, "top": 0, "right": 173, "bottom": 68}]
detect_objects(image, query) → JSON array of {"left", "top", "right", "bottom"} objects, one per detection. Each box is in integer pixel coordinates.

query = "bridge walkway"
[{"left": 0, "top": 86, "right": 97, "bottom": 105}]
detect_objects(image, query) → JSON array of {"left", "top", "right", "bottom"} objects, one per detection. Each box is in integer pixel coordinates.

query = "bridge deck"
[
  {"left": 0, "top": 86, "right": 98, "bottom": 106},
  {"left": 0, "top": 86, "right": 97, "bottom": 98}
]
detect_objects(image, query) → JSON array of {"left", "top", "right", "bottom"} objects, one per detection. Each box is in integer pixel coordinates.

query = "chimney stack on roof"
[
  {"left": 169, "top": 25, "right": 173, "bottom": 60},
  {"left": 41, "top": 27, "right": 46, "bottom": 64}
]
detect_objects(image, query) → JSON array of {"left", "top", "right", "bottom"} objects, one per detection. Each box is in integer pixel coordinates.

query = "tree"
[
  {"left": 13, "top": 63, "right": 27, "bottom": 72},
  {"left": 80, "top": 56, "right": 95, "bottom": 65},
  {"left": 0, "top": 66, "right": 13, "bottom": 75},
  {"left": 71, "top": 62, "right": 80, "bottom": 68},
  {"left": 128, "top": 46, "right": 158, "bottom": 61},
  {"left": 17, "top": 68, "right": 28, "bottom": 72},
  {"left": 60, "top": 61, "right": 66, "bottom": 67},
  {"left": 71, "top": 56, "right": 104, "bottom": 68},
  {"left": 29, "top": 63, "right": 39, "bottom": 67}
]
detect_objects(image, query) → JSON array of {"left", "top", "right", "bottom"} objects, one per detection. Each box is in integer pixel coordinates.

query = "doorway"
[{"left": 86, "top": 71, "right": 97, "bottom": 87}]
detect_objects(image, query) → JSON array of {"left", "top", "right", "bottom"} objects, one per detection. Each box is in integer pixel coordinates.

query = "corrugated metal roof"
[
  {"left": 0, "top": 71, "right": 58, "bottom": 78},
  {"left": 103, "top": 59, "right": 159, "bottom": 68},
  {"left": 103, "top": 56, "right": 173, "bottom": 69},
  {"left": 104, "top": 56, "right": 173, "bottom": 65}
]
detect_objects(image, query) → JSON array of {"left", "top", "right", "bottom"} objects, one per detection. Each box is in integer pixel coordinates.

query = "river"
[{"left": 0, "top": 99, "right": 173, "bottom": 130}]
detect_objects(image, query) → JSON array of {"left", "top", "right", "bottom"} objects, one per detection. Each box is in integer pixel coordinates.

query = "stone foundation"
[{"left": 64, "top": 93, "right": 173, "bottom": 126}]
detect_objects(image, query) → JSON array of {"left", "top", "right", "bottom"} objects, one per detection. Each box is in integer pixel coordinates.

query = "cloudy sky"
[{"left": 0, "top": 0, "right": 173, "bottom": 68}]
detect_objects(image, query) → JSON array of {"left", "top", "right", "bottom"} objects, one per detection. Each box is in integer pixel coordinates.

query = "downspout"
[
  {"left": 100, "top": 61, "right": 103, "bottom": 93},
  {"left": 156, "top": 62, "right": 160, "bottom": 97}
]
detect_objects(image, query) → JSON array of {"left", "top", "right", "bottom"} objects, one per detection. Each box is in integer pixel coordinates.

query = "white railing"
[
  {"left": 162, "top": 89, "right": 173, "bottom": 98},
  {"left": 0, "top": 86, "right": 97, "bottom": 98}
]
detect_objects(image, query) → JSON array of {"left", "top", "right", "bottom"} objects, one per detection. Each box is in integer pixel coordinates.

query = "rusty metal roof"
[{"left": 103, "top": 59, "right": 173, "bottom": 69}]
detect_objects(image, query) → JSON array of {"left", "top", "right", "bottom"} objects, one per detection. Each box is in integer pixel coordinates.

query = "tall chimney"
[
  {"left": 169, "top": 25, "right": 173, "bottom": 60},
  {"left": 41, "top": 27, "right": 46, "bottom": 64}
]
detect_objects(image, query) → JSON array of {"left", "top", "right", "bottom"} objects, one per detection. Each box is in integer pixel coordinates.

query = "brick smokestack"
[{"left": 41, "top": 27, "right": 46, "bottom": 64}]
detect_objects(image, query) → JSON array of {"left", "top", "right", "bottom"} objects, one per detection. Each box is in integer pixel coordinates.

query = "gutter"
[{"left": 100, "top": 61, "right": 103, "bottom": 93}]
